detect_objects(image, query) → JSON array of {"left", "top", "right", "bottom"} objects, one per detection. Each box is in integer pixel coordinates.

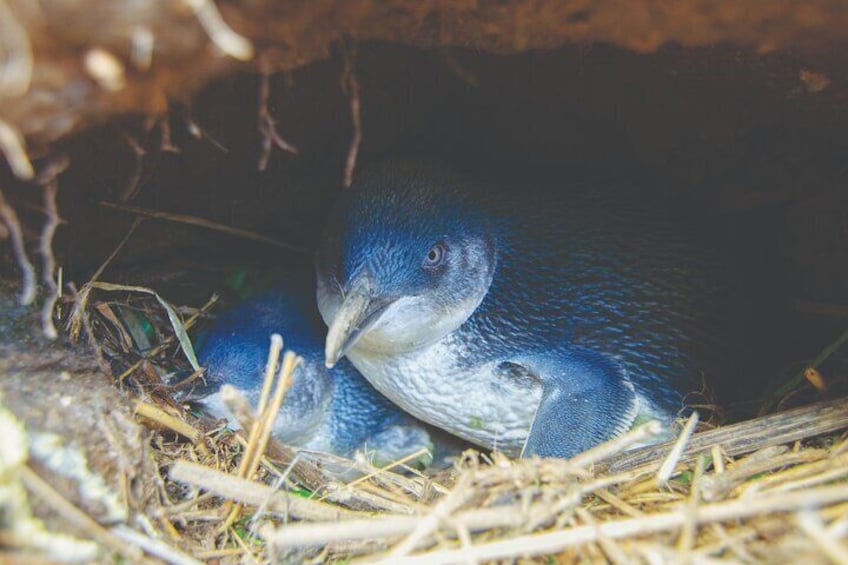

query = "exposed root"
[
  {"left": 0, "top": 185, "right": 36, "bottom": 305},
  {"left": 342, "top": 41, "right": 362, "bottom": 189},
  {"left": 37, "top": 158, "right": 67, "bottom": 339},
  {"left": 158, "top": 113, "right": 180, "bottom": 153},
  {"left": 257, "top": 67, "right": 299, "bottom": 171},
  {"left": 0, "top": 118, "right": 34, "bottom": 180},
  {"left": 183, "top": 0, "right": 253, "bottom": 61},
  {"left": 117, "top": 133, "right": 146, "bottom": 202}
]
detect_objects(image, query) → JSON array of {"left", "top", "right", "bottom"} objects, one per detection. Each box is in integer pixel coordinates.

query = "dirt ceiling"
[{"left": 1, "top": 0, "right": 848, "bottom": 168}]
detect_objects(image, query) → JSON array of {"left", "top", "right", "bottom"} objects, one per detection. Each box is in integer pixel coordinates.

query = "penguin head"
[{"left": 316, "top": 161, "right": 496, "bottom": 367}]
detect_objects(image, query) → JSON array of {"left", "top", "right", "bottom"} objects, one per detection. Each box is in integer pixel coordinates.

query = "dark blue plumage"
[
  {"left": 317, "top": 160, "right": 726, "bottom": 458},
  {"left": 194, "top": 270, "right": 446, "bottom": 464}
]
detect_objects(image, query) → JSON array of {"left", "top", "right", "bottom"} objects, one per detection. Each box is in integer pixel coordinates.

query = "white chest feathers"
[{"left": 347, "top": 337, "right": 542, "bottom": 456}]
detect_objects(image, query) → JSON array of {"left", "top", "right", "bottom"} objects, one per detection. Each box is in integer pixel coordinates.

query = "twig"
[
  {"left": 261, "top": 502, "right": 526, "bottom": 549},
  {"left": 182, "top": 0, "right": 253, "bottom": 61},
  {"left": 118, "top": 133, "right": 146, "bottom": 202},
  {"left": 568, "top": 420, "right": 664, "bottom": 469},
  {"left": 676, "top": 455, "right": 705, "bottom": 552},
  {"left": 255, "top": 352, "right": 299, "bottom": 478},
  {"left": 228, "top": 341, "right": 284, "bottom": 489},
  {"left": 574, "top": 508, "right": 628, "bottom": 565},
  {"left": 223, "top": 350, "right": 299, "bottom": 528},
  {"left": 257, "top": 68, "right": 298, "bottom": 171},
  {"left": 258, "top": 334, "right": 283, "bottom": 416},
  {"left": 0, "top": 185, "right": 36, "bottom": 304},
  {"left": 656, "top": 411, "right": 699, "bottom": 483},
  {"left": 111, "top": 525, "right": 203, "bottom": 565},
  {"left": 323, "top": 481, "right": 416, "bottom": 515},
  {"left": 341, "top": 41, "right": 362, "bottom": 188},
  {"left": 765, "top": 328, "right": 848, "bottom": 414},
  {"left": 98, "top": 200, "right": 305, "bottom": 252},
  {"left": 702, "top": 447, "right": 823, "bottom": 502},
  {"left": 606, "top": 398, "right": 848, "bottom": 472},
  {"left": 160, "top": 492, "right": 216, "bottom": 516},
  {"left": 20, "top": 465, "right": 144, "bottom": 562},
  {"left": 711, "top": 444, "right": 725, "bottom": 474},
  {"left": 382, "top": 485, "right": 848, "bottom": 565},
  {"left": 169, "top": 460, "right": 366, "bottom": 522},
  {"left": 134, "top": 400, "right": 207, "bottom": 454},
  {"left": 594, "top": 488, "right": 643, "bottom": 518},
  {"left": 389, "top": 474, "right": 475, "bottom": 558},
  {"left": 220, "top": 384, "right": 332, "bottom": 493},
  {"left": 450, "top": 519, "right": 477, "bottom": 565},
  {"left": 264, "top": 474, "right": 634, "bottom": 550},
  {"left": 343, "top": 449, "right": 434, "bottom": 492},
  {"left": 249, "top": 453, "right": 301, "bottom": 533},
  {"left": 229, "top": 524, "right": 260, "bottom": 564},
  {"left": 68, "top": 217, "right": 143, "bottom": 341},
  {"left": 194, "top": 548, "right": 248, "bottom": 559},
  {"left": 796, "top": 510, "right": 848, "bottom": 565},
  {"left": 68, "top": 282, "right": 112, "bottom": 375},
  {"left": 765, "top": 460, "right": 848, "bottom": 494}
]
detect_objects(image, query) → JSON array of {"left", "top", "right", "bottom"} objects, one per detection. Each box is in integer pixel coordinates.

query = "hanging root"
[
  {"left": 257, "top": 65, "right": 299, "bottom": 171},
  {"left": 0, "top": 185, "right": 36, "bottom": 305},
  {"left": 342, "top": 41, "right": 362, "bottom": 189},
  {"left": 0, "top": 118, "right": 34, "bottom": 180},
  {"left": 182, "top": 0, "right": 253, "bottom": 61},
  {"left": 37, "top": 157, "right": 68, "bottom": 338}
]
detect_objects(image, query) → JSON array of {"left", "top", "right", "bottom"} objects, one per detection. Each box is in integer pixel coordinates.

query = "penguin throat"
[{"left": 353, "top": 293, "right": 484, "bottom": 355}]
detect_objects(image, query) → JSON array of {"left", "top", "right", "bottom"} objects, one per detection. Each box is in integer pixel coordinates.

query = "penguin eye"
[{"left": 423, "top": 242, "right": 447, "bottom": 269}]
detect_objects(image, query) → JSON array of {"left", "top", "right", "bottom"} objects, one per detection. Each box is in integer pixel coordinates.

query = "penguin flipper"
[{"left": 512, "top": 350, "right": 638, "bottom": 459}]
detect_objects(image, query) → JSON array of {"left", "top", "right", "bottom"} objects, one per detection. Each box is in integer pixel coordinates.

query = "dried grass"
[{"left": 66, "top": 285, "right": 848, "bottom": 564}]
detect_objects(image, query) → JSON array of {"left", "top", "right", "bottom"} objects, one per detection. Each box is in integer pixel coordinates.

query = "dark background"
[{"left": 3, "top": 42, "right": 846, "bottom": 416}]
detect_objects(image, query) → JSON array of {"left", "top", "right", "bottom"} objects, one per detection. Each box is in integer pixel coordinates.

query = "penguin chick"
[{"left": 194, "top": 271, "right": 455, "bottom": 466}]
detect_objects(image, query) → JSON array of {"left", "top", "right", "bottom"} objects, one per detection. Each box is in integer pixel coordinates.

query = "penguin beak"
[{"left": 324, "top": 275, "right": 394, "bottom": 368}]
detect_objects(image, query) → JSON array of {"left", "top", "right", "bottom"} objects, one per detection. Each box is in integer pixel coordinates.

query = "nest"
[{"left": 5, "top": 281, "right": 841, "bottom": 563}]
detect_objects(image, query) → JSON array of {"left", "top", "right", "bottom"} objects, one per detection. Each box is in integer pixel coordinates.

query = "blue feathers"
[
  {"left": 194, "top": 158, "right": 725, "bottom": 461},
  {"left": 317, "top": 160, "right": 726, "bottom": 458},
  {"left": 195, "top": 269, "right": 440, "bottom": 462}
]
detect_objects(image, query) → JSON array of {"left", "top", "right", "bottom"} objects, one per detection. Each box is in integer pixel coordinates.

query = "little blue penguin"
[
  {"left": 316, "top": 160, "right": 727, "bottom": 459},
  {"left": 193, "top": 269, "right": 451, "bottom": 465}
]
